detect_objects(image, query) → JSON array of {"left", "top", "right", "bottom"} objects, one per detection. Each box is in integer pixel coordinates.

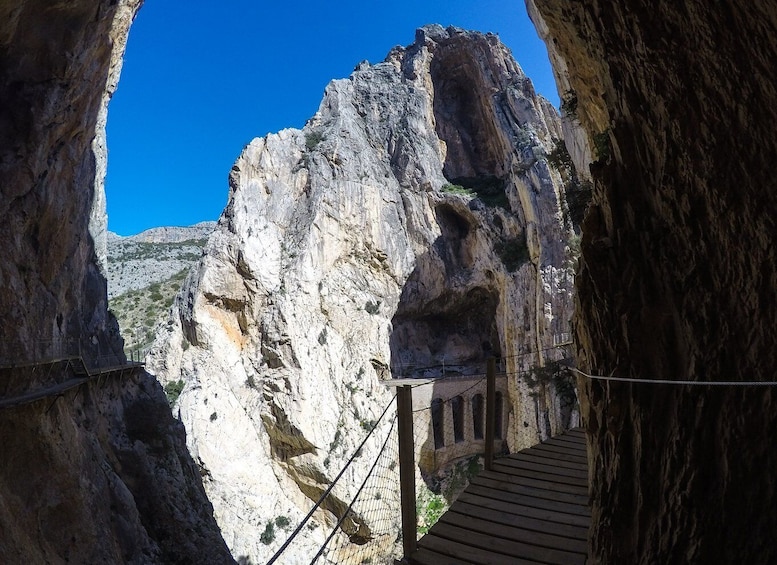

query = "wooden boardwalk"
[
  {"left": 410, "top": 428, "right": 589, "bottom": 565},
  {"left": 0, "top": 358, "right": 144, "bottom": 410}
]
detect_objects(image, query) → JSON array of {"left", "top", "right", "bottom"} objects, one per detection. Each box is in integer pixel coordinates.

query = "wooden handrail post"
[
  {"left": 485, "top": 357, "right": 496, "bottom": 471},
  {"left": 397, "top": 384, "right": 417, "bottom": 559}
]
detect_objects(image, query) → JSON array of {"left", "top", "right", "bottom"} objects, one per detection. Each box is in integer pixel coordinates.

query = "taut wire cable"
[{"left": 571, "top": 367, "right": 777, "bottom": 386}]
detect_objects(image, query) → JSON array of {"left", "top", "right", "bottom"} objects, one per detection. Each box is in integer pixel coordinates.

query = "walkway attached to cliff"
[
  {"left": 0, "top": 357, "right": 145, "bottom": 410},
  {"left": 409, "top": 428, "right": 589, "bottom": 565}
]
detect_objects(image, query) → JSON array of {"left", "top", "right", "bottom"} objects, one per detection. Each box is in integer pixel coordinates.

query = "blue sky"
[{"left": 106, "top": 1, "right": 558, "bottom": 236}]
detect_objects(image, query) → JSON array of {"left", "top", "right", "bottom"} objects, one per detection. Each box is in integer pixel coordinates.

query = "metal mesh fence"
[
  {"left": 269, "top": 397, "right": 403, "bottom": 565},
  {"left": 313, "top": 416, "right": 402, "bottom": 564}
]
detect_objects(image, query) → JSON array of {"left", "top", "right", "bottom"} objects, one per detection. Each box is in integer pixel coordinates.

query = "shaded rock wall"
[
  {"left": 0, "top": 1, "right": 233, "bottom": 562},
  {"left": 0, "top": 0, "right": 127, "bottom": 362},
  {"left": 529, "top": 0, "right": 777, "bottom": 562}
]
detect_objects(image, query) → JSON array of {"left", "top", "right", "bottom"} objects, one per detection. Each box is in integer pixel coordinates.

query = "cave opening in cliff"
[
  {"left": 430, "top": 35, "right": 509, "bottom": 205},
  {"left": 390, "top": 285, "right": 501, "bottom": 378}
]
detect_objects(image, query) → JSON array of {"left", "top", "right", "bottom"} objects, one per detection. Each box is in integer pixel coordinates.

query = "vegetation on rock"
[
  {"left": 164, "top": 379, "right": 185, "bottom": 407},
  {"left": 109, "top": 268, "right": 189, "bottom": 351},
  {"left": 494, "top": 236, "right": 530, "bottom": 271},
  {"left": 544, "top": 138, "right": 592, "bottom": 230},
  {"left": 446, "top": 176, "right": 510, "bottom": 209}
]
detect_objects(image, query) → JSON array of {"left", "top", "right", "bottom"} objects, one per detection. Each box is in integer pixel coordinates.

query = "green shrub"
[
  {"left": 441, "top": 183, "right": 475, "bottom": 197},
  {"left": 560, "top": 90, "right": 578, "bottom": 117},
  {"left": 360, "top": 419, "right": 377, "bottom": 432},
  {"left": 163, "top": 379, "right": 184, "bottom": 407},
  {"left": 305, "top": 131, "right": 324, "bottom": 150},
  {"left": 416, "top": 493, "right": 447, "bottom": 535},
  {"left": 447, "top": 176, "right": 509, "bottom": 209},
  {"left": 494, "top": 236, "right": 530, "bottom": 272},
  {"left": 593, "top": 129, "right": 611, "bottom": 161},
  {"left": 275, "top": 515, "right": 290, "bottom": 529},
  {"left": 260, "top": 521, "right": 276, "bottom": 545},
  {"left": 546, "top": 138, "right": 574, "bottom": 172}
]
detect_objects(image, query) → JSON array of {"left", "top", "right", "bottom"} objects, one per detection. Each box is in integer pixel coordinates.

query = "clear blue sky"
[{"left": 106, "top": 1, "right": 558, "bottom": 236}]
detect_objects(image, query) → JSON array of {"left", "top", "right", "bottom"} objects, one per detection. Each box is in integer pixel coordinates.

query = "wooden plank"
[
  {"left": 471, "top": 475, "right": 589, "bottom": 507},
  {"left": 397, "top": 385, "right": 418, "bottom": 557},
  {"left": 523, "top": 446, "right": 587, "bottom": 465},
  {"left": 384, "top": 378, "right": 435, "bottom": 386},
  {"left": 542, "top": 436, "right": 587, "bottom": 452},
  {"left": 440, "top": 509, "right": 588, "bottom": 554},
  {"left": 545, "top": 435, "right": 586, "bottom": 448},
  {"left": 410, "top": 547, "right": 478, "bottom": 565},
  {"left": 493, "top": 455, "right": 588, "bottom": 481},
  {"left": 513, "top": 450, "right": 589, "bottom": 471},
  {"left": 424, "top": 521, "right": 586, "bottom": 565},
  {"left": 410, "top": 429, "right": 591, "bottom": 565},
  {"left": 417, "top": 534, "right": 542, "bottom": 565},
  {"left": 448, "top": 499, "right": 588, "bottom": 541},
  {"left": 456, "top": 490, "right": 591, "bottom": 527},
  {"left": 465, "top": 483, "right": 591, "bottom": 517},
  {"left": 485, "top": 358, "right": 496, "bottom": 471},
  {"left": 479, "top": 469, "right": 588, "bottom": 496},
  {"left": 530, "top": 443, "right": 588, "bottom": 460},
  {"left": 490, "top": 462, "right": 588, "bottom": 488}
]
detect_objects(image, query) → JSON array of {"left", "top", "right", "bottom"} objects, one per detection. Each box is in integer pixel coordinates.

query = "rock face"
[
  {"left": 0, "top": 1, "right": 232, "bottom": 562},
  {"left": 528, "top": 0, "right": 777, "bottom": 562},
  {"left": 148, "top": 25, "right": 575, "bottom": 563}
]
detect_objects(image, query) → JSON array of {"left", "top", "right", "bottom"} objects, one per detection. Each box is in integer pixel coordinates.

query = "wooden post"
[
  {"left": 485, "top": 356, "right": 496, "bottom": 471},
  {"left": 397, "top": 384, "right": 417, "bottom": 559}
]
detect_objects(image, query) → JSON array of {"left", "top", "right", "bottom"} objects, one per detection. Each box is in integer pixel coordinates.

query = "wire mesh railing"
[
  {"left": 0, "top": 336, "right": 146, "bottom": 410},
  {"left": 0, "top": 336, "right": 147, "bottom": 371},
  {"left": 311, "top": 417, "right": 401, "bottom": 564},
  {"left": 268, "top": 396, "right": 403, "bottom": 565}
]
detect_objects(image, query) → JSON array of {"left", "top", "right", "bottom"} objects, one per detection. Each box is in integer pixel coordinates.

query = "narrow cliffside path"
[
  {"left": 411, "top": 428, "right": 589, "bottom": 565},
  {"left": 0, "top": 358, "right": 144, "bottom": 410}
]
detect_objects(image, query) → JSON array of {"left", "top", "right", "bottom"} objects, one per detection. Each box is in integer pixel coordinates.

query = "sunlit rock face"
[
  {"left": 529, "top": 0, "right": 777, "bottom": 562},
  {"left": 148, "top": 25, "right": 576, "bottom": 563},
  {"left": 0, "top": 1, "right": 233, "bottom": 563}
]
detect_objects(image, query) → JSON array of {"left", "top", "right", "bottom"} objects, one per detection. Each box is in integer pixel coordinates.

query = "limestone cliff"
[
  {"left": 529, "top": 0, "right": 777, "bottom": 562},
  {"left": 148, "top": 25, "right": 576, "bottom": 562},
  {"left": 0, "top": 1, "right": 232, "bottom": 562}
]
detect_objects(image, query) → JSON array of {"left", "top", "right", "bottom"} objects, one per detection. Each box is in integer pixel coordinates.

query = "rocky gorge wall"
[
  {"left": 528, "top": 0, "right": 777, "bottom": 562},
  {"left": 0, "top": 1, "right": 233, "bottom": 562},
  {"left": 2, "top": 0, "right": 775, "bottom": 562},
  {"left": 147, "top": 26, "right": 577, "bottom": 563}
]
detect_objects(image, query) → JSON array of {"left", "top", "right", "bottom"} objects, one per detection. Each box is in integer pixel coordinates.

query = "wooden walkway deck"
[
  {"left": 410, "top": 428, "right": 589, "bottom": 565},
  {"left": 0, "top": 358, "right": 144, "bottom": 410}
]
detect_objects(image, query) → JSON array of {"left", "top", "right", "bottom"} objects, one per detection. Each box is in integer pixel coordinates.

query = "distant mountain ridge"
[
  {"left": 107, "top": 221, "right": 215, "bottom": 351},
  {"left": 108, "top": 220, "right": 217, "bottom": 245},
  {"left": 107, "top": 221, "right": 216, "bottom": 298}
]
